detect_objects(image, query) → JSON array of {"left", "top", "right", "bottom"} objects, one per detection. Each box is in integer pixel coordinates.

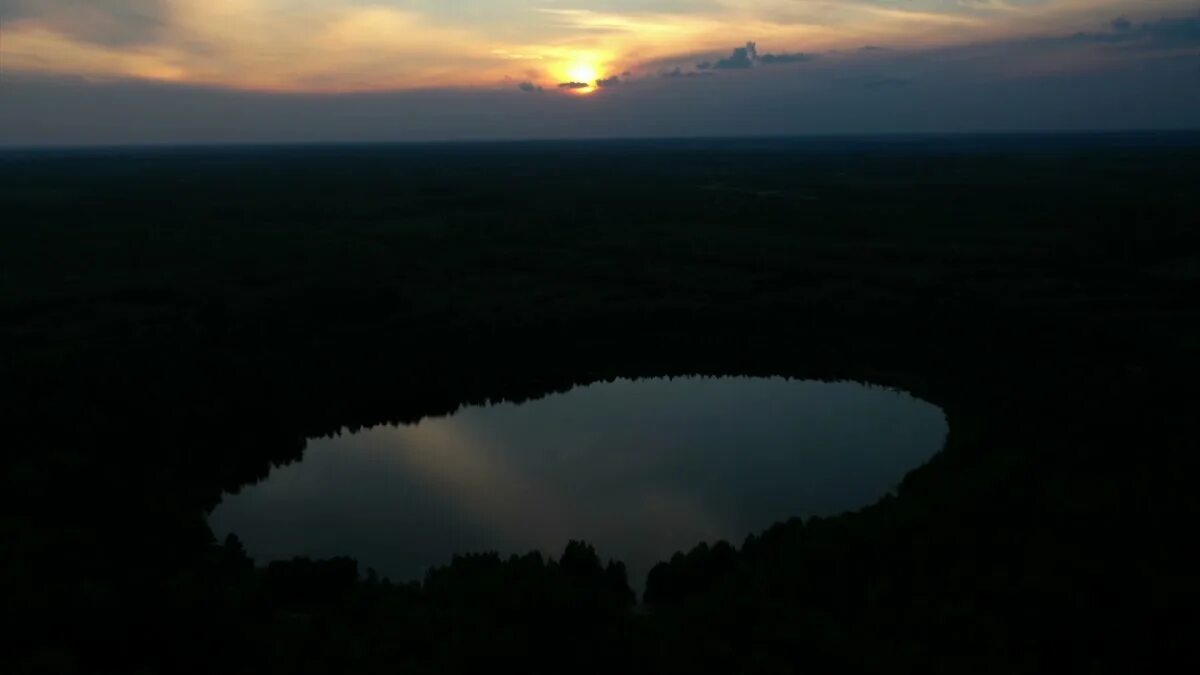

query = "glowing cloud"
[{"left": 0, "top": 0, "right": 1195, "bottom": 92}]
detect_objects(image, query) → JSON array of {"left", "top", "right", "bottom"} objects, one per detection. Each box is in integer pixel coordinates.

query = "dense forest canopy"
[{"left": 3, "top": 134, "right": 1199, "bottom": 673}]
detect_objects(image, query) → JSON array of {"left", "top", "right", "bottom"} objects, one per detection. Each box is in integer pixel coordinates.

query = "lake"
[{"left": 209, "top": 377, "right": 946, "bottom": 588}]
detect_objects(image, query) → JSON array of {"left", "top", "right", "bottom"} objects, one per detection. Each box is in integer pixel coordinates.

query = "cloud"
[
  {"left": 0, "top": 0, "right": 169, "bottom": 46},
  {"left": 1136, "top": 12, "right": 1200, "bottom": 48},
  {"left": 5, "top": 16, "right": 1200, "bottom": 148},
  {"left": 2, "top": 0, "right": 1192, "bottom": 96},
  {"left": 699, "top": 41, "right": 816, "bottom": 70},
  {"left": 596, "top": 76, "right": 621, "bottom": 87},
  {"left": 518, "top": 81, "right": 543, "bottom": 93},
  {"left": 662, "top": 67, "right": 712, "bottom": 79},
  {"left": 759, "top": 52, "right": 815, "bottom": 65},
  {"left": 711, "top": 42, "right": 758, "bottom": 69},
  {"left": 1069, "top": 13, "right": 1200, "bottom": 50},
  {"left": 558, "top": 81, "right": 590, "bottom": 89},
  {"left": 0, "top": 3, "right": 501, "bottom": 92}
]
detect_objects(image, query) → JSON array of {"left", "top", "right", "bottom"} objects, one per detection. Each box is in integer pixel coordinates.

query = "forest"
[{"left": 3, "top": 133, "right": 1199, "bottom": 673}]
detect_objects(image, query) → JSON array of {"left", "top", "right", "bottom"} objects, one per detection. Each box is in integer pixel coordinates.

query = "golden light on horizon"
[
  {"left": 0, "top": 0, "right": 1164, "bottom": 94},
  {"left": 568, "top": 63, "right": 598, "bottom": 85},
  {"left": 567, "top": 62, "right": 599, "bottom": 94},
  {"left": 554, "top": 58, "right": 604, "bottom": 94}
]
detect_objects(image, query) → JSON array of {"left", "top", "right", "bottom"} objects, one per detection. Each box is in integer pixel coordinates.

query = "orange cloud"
[{"left": 0, "top": 0, "right": 1192, "bottom": 92}]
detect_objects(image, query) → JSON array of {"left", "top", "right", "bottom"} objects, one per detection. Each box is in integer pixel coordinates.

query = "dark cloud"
[
  {"left": 558, "top": 82, "right": 590, "bottom": 90},
  {"left": 518, "top": 82, "right": 543, "bottom": 93},
  {"left": 596, "top": 76, "right": 621, "bottom": 88},
  {"left": 1070, "top": 13, "right": 1200, "bottom": 49},
  {"left": 712, "top": 42, "right": 758, "bottom": 69},
  {"left": 662, "top": 67, "right": 712, "bottom": 79},
  {"left": 0, "top": 0, "right": 169, "bottom": 46},
  {"left": 1140, "top": 13, "right": 1200, "bottom": 47},
  {"left": 702, "top": 42, "right": 815, "bottom": 70},
  {"left": 759, "top": 52, "right": 815, "bottom": 65}
]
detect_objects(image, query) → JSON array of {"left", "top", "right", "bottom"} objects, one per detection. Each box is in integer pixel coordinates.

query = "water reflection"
[{"left": 209, "top": 377, "right": 947, "bottom": 586}]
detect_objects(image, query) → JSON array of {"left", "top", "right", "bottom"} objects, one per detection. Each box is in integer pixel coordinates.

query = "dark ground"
[{"left": 2, "top": 132, "right": 1199, "bottom": 673}]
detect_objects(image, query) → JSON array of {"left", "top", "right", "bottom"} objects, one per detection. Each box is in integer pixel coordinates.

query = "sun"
[
  {"left": 568, "top": 63, "right": 598, "bottom": 84},
  {"left": 565, "top": 62, "right": 598, "bottom": 94},
  {"left": 552, "top": 55, "right": 608, "bottom": 95}
]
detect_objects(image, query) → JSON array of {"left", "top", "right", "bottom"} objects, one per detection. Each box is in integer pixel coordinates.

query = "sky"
[{"left": 1, "top": 1, "right": 1198, "bottom": 144}]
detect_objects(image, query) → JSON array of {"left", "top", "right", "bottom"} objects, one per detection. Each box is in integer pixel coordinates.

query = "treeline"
[{"left": 157, "top": 535, "right": 637, "bottom": 675}]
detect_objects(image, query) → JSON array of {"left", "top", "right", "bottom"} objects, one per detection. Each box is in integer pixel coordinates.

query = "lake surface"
[{"left": 209, "top": 377, "right": 946, "bottom": 587}]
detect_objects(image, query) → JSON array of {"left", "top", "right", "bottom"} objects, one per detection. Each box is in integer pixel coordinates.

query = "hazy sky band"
[{"left": 2, "top": 1, "right": 1198, "bottom": 143}]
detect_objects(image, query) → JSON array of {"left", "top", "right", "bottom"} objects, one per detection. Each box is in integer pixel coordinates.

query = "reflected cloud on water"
[{"left": 210, "top": 377, "right": 947, "bottom": 586}]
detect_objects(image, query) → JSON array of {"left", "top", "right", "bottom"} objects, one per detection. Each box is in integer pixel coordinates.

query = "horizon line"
[{"left": 3, "top": 128, "right": 1200, "bottom": 153}]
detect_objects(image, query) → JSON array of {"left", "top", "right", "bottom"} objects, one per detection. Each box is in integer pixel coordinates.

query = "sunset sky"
[{"left": 2, "top": 1, "right": 1198, "bottom": 143}]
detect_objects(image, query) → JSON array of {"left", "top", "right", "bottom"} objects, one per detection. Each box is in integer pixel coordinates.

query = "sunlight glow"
[
  {"left": 0, "top": 0, "right": 1185, "bottom": 93},
  {"left": 569, "top": 63, "right": 598, "bottom": 84},
  {"left": 558, "top": 61, "right": 601, "bottom": 94}
]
